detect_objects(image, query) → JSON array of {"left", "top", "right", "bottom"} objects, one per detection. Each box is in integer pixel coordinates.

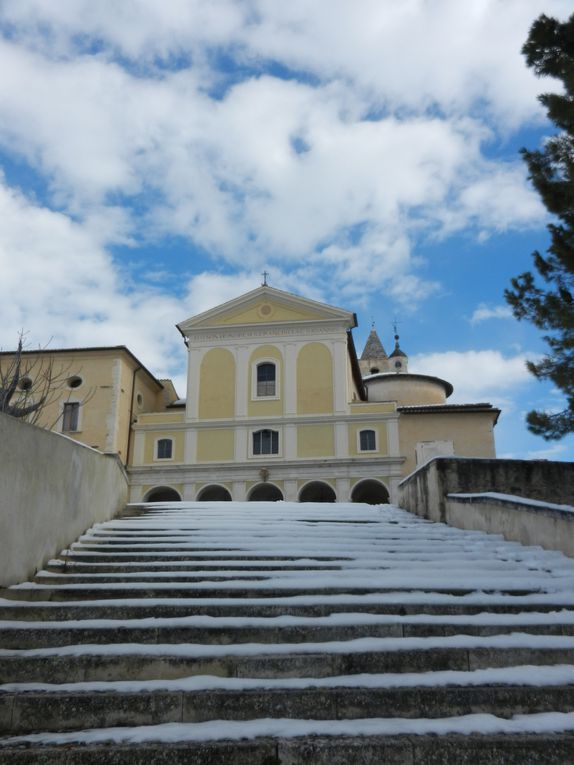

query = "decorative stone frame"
[
  {"left": 357, "top": 428, "right": 378, "bottom": 453},
  {"left": 251, "top": 358, "right": 280, "bottom": 401}
]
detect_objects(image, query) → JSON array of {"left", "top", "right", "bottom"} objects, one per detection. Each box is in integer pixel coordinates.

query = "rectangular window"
[
  {"left": 62, "top": 402, "right": 80, "bottom": 432},
  {"left": 256, "top": 363, "right": 276, "bottom": 397},
  {"left": 359, "top": 429, "right": 377, "bottom": 451},
  {"left": 253, "top": 429, "right": 279, "bottom": 455},
  {"left": 157, "top": 438, "right": 173, "bottom": 459}
]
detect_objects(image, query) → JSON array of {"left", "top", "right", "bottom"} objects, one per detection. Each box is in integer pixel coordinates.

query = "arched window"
[
  {"left": 253, "top": 429, "right": 279, "bottom": 455},
  {"left": 256, "top": 362, "right": 276, "bottom": 397},
  {"left": 359, "top": 429, "right": 377, "bottom": 452},
  {"left": 156, "top": 438, "right": 173, "bottom": 459}
]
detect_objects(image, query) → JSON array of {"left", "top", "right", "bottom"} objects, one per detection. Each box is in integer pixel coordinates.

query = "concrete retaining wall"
[
  {"left": 0, "top": 412, "right": 128, "bottom": 586},
  {"left": 398, "top": 457, "right": 574, "bottom": 522},
  {"left": 446, "top": 493, "right": 574, "bottom": 558},
  {"left": 398, "top": 457, "right": 574, "bottom": 557}
]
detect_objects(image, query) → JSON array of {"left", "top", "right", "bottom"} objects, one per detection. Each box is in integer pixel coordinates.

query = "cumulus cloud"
[
  {"left": 0, "top": 5, "right": 555, "bottom": 257},
  {"left": 410, "top": 349, "right": 535, "bottom": 405}
]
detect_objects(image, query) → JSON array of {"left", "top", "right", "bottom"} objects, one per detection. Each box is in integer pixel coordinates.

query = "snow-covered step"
[
  {"left": 3, "top": 675, "right": 574, "bottom": 736},
  {"left": 2, "top": 500, "right": 574, "bottom": 758},
  {"left": 3, "top": 635, "right": 574, "bottom": 684},
  {"left": 2, "top": 718, "right": 574, "bottom": 765},
  {"left": 3, "top": 610, "right": 574, "bottom": 650}
]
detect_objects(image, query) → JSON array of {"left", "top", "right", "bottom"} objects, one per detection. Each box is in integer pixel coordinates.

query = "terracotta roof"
[{"left": 0, "top": 345, "right": 163, "bottom": 389}]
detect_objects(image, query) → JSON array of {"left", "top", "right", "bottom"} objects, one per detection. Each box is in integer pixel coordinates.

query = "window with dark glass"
[
  {"left": 256, "top": 363, "right": 276, "bottom": 396},
  {"left": 253, "top": 429, "right": 279, "bottom": 455},
  {"left": 62, "top": 402, "right": 80, "bottom": 432},
  {"left": 157, "top": 438, "right": 173, "bottom": 459},
  {"left": 359, "top": 429, "right": 376, "bottom": 451}
]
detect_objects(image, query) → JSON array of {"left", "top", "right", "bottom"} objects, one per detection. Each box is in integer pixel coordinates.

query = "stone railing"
[{"left": 398, "top": 457, "right": 574, "bottom": 557}]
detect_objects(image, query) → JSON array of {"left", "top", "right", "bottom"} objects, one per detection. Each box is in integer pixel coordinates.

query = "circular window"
[
  {"left": 136, "top": 393, "right": 143, "bottom": 408},
  {"left": 67, "top": 376, "right": 83, "bottom": 389},
  {"left": 394, "top": 361, "right": 402, "bottom": 369},
  {"left": 258, "top": 303, "right": 273, "bottom": 318},
  {"left": 370, "top": 367, "right": 380, "bottom": 374},
  {"left": 18, "top": 377, "right": 33, "bottom": 392}
]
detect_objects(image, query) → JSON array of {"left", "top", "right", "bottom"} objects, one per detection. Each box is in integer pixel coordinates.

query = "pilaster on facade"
[
  {"left": 234, "top": 427, "right": 247, "bottom": 461},
  {"left": 387, "top": 416, "right": 400, "bottom": 456},
  {"left": 332, "top": 338, "right": 349, "bottom": 414},
  {"left": 132, "top": 430, "right": 145, "bottom": 467},
  {"left": 334, "top": 421, "right": 348, "bottom": 457},
  {"left": 335, "top": 477, "right": 351, "bottom": 502},
  {"left": 284, "top": 342, "right": 298, "bottom": 415},
  {"left": 184, "top": 429, "right": 197, "bottom": 464},
  {"left": 185, "top": 347, "right": 203, "bottom": 421},
  {"left": 284, "top": 424, "right": 297, "bottom": 459},
  {"left": 235, "top": 345, "right": 250, "bottom": 417},
  {"left": 283, "top": 479, "right": 298, "bottom": 502},
  {"left": 182, "top": 483, "right": 196, "bottom": 501},
  {"left": 232, "top": 481, "right": 246, "bottom": 501}
]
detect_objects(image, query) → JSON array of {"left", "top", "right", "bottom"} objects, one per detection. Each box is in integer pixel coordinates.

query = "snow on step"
[{"left": 2, "top": 500, "right": 574, "bottom": 755}]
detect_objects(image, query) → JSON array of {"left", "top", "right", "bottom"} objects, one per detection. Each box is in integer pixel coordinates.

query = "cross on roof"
[{"left": 262, "top": 270, "right": 269, "bottom": 287}]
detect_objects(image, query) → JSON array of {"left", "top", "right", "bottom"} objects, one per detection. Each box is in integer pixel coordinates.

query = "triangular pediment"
[{"left": 178, "top": 286, "right": 355, "bottom": 332}]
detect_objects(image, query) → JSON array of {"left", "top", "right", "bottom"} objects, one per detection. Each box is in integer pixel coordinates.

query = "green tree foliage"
[{"left": 505, "top": 13, "right": 574, "bottom": 439}]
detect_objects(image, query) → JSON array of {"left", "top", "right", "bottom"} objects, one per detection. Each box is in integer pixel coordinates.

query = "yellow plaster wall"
[
  {"left": 348, "top": 422, "right": 389, "bottom": 456},
  {"left": 143, "top": 430, "right": 184, "bottom": 464},
  {"left": 196, "top": 429, "right": 235, "bottom": 462},
  {"left": 7, "top": 352, "right": 121, "bottom": 454},
  {"left": 297, "top": 342, "right": 334, "bottom": 415},
  {"left": 247, "top": 345, "right": 283, "bottom": 417},
  {"left": 198, "top": 348, "right": 235, "bottom": 419},
  {"left": 137, "top": 411, "right": 185, "bottom": 425},
  {"left": 297, "top": 424, "right": 335, "bottom": 458},
  {"left": 350, "top": 402, "right": 395, "bottom": 414},
  {"left": 214, "top": 300, "right": 325, "bottom": 326},
  {"left": 399, "top": 412, "right": 497, "bottom": 477}
]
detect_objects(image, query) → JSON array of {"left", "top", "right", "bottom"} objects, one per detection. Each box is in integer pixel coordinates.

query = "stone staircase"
[{"left": 2, "top": 501, "right": 574, "bottom": 763}]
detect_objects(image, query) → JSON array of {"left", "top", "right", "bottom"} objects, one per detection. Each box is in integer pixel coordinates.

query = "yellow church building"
[
  {"left": 128, "top": 285, "right": 499, "bottom": 504},
  {"left": 1, "top": 285, "right": 499, "bottom": 504}
]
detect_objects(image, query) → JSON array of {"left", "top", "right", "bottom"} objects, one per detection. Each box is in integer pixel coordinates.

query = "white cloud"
[
  {"left": 0, "top": 177, "right": 188, "bottom": 379},
  {"left": 525, "top": 443, "right": 569, "bottom": 460},
  {"left": 470, "top": 304, "right": 514, "bottom": 324},
  {"left": 3, "top": 0, "right": 570, "bottom": 125},
  {"left": 410, "top": 349, "right": 535, "bottom": 404}
]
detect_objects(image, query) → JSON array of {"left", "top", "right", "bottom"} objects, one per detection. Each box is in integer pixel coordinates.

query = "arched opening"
[
  {"left": 248, "top": 483, "right": 284, "bottom": 502},
  {"left": 351, "top": 479, "right": 389, "bottom": 505},
  {"left": 299, "top": 481, "right": 336, "bottom": 503},
  {"left": 144, "top": 486, "right": 182, "bottom": 502},
  {"left": 197, "top": 485, "right": 232, "bottom": 502}
]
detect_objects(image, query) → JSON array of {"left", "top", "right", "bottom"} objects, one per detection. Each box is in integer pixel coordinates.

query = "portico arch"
[
  {"left": 144, "top": 486, "right": 182, "bottom": 502},
  {"left": 248, "top": 483, "right": 284, "bottom": 502},
  {"left": 197, "top": 485, "right": 232, "bottom": 501},
  {"left": 299, "top": 481, "right": 336, "bottom": 503},
  {"left": 350, "top": 479, "right": 389, "bottom": 505}
]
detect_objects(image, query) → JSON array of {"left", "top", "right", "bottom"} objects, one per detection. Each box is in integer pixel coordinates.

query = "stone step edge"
[
  {"left": 4, "top": 610, "right": 574, "bottom": 630},
  {"left": 3, "top": 663, "right": 574, "bottom": 694},
  {"left": 4, "top": 712, "right": 574, "bottom": 747},
  {"left": 3, "top": 632, "right": 574, "bottom": 659}
]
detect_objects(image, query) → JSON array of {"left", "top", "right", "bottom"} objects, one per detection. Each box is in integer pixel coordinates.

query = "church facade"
[{"left": 128, "top": 286, "right": 499, "bottom": 504}]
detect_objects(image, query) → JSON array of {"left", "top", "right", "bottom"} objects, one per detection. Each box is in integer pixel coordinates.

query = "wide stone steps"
[{"left": 2, "top": 501, "right": 574, "bottom": 763}]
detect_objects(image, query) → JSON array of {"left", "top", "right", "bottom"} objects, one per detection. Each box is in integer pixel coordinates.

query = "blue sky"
[{"left": 0, "top": 0, "right": 572, "bottom": 461}]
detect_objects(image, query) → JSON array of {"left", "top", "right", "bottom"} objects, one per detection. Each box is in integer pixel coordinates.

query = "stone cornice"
[
  {"left": 186, "top": 321, "right": 349, "bottom": 345},
  {"left": 132, "top": 411, "right": 399, "bottom": 431}
]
